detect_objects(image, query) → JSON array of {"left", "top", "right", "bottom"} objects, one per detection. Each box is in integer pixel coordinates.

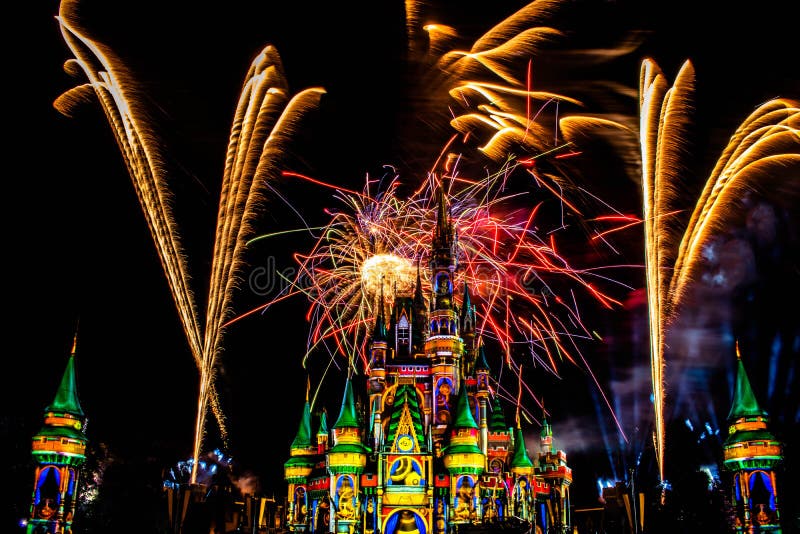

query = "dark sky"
[{"left": 5, "top": 0, "right": 799, "bottom": 528}]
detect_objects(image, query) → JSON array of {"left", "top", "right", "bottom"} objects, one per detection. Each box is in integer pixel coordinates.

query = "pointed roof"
[
  {"left": 436, "top": 182, "right": 450, "bottom": 238},
  {"left": 46, "top": 336, "right": 84, "bottom": 417},
  {"left": 372, "top": 286, "right": 387, "bottom": 342},
  {"left": 385, "top": 384, "right": 425, "bottom": 443},
  {"left": 728, "top": 343, "right": 768, "bottom": 421},
  {"left": 291, "top": 400, "right": 313, "bottom": 449},
  {"left": 460, "top": 281, "right": 472, "bottom": 320},
  {"left": 317, "top": 410, "right": 329, "bottom": 436},
  {"left": 475, "top": 343, "right": 490, "bottom": 372},
  {"left": 541, "top": 417, "right": 552, "bottom": 440},
  {"left": 511, "top": 426, "right": 534, "bottom": 468},
  {"left": 452, "top": 382, "right": 479, "bottom": 429},
  {"left": 413, "top": 259, "right": 425, "bottom": 306},
  {"left": 489, "top": 396, "right": 507, "bottom": 432},
  {"left": 333, "top": 378, "right": 360, "bottom": 429}
]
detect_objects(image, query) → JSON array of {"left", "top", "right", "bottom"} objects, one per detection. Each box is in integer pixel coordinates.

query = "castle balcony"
[
  {"left": 723, "top": 440, "right": 783, "bottom": 470},
  {"left": 382, "top": 484, "right": 429, "bottom": 506},
  {"left": 426, "top": 336, "right": 464, "bottom": 355},
  {"left": 32, "top": 435, "right": 86, "bottom": 458}
]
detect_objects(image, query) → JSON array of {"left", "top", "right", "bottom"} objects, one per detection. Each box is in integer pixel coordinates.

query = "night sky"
[{"left": 5, "top": 0, "right": 799, "bottom": 531}]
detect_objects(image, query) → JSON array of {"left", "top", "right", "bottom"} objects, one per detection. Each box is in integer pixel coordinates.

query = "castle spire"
[
  {"left": 46, "top": 333, "right": 84, "bottom": 417},
  {"left": 413, "top": 258, "right": 425, "bottom": 306},
  {"left": 540, "top": 405, "right": 553, "bottom": 454},
  {"left": 728, "top": 340, "right": 767, "bottom": 420},
  {"left": 373, "top": 281, "right": 387, "bottom": 341},
  {"left": 290, "top": 397, "right": 313, "bottom": 450},
  {"left": 460, "top": 280, "right": 472, "bottom": 321},
  {"left": 436, "top": 181, "right": 449, "bottom": 240},
  {"left": 488, "top": 395, "right": 508, "bottom": 432},
  {"left": 510, "top": 426, "right": 534, "bottom": 469},
  {"left": 334, "top": 378, "right": 360, "bottom": 429},
  {"left": 452, "top": 380, "right": 479, "bottom": 430},
  {"left": 475, "top": 343, "right": 490, "bottom": 372}
]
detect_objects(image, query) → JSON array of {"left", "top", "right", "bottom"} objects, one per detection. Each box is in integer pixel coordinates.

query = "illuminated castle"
[
  {"left": 723, "top": 342, "right": 783, "bottom": 533},
  {"left": 284, "top": 190, "right": 572, "bottom": 534},
  {"left": 26, "top": 336, "right": 88, "bottom": 534}
]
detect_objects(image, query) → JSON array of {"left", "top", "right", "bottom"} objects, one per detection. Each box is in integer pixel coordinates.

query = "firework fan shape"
[{"left": 55, "top": 0, "right": 325, "bottom": 483}]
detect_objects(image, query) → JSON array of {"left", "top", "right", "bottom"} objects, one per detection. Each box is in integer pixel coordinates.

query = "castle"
[{"left": 283, "top": 190, "right": 573, "bottom": 534}]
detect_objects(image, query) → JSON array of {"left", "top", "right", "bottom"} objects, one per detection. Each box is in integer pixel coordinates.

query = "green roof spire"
[
  {"left": 727, "top": 341, "right": 767, "bottom": 421},
  {"left": 452, "top": 381, "right": 479, "bottom": 429},
  {"left": 511, "top": 426, "right": 534, "bottom": 468},
  {"left": 488, "top": 396, "right": 507, "bottom": 432},
  {"left": 291, "top": 400, "right": 313, "bottom": 449},
  {"left": 317, "top": 409, "right": 329, "bottom": 436},
  {"left": 291, "top": 378, "right": 313, "bottom": 449},
  {"left": 46, "top": 334, "right": 84, "bottom": 417},
  {"left": 334, "top": 378, "right": 360, "bottom": 429}
]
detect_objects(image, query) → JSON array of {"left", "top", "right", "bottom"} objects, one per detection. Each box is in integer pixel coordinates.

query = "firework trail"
[
  {"left": 55, "top": 0, "right": 325, "bottom": 483},
  {"left": 636, "top": 58, "right": 799, "bottom": 482},
  {"left": 246, "top": 151, "right": 635, "bottom": 438},
  {"left": 399, "top": 0, "right": 643, "bottom": 181}
]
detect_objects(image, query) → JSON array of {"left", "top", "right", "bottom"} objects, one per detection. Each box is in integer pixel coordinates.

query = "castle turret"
[
  {"left": 444, "top": 382, "right": 484, "bottom": 523},
  {"left": 540, "top": 417, "right": 553, "bottom": 454},
  {"left": 328, "top": 378, "right": 369, "bottom": 532},
  {"left": 27, "top": 335, "right": 88, "bottom": 534},
  {"left": 510, "top": 426, "right": 535, "bottom": 521},
  {"left": 284, "top": 391, "right": 317, "bottom": 531},
  {"left": 535, "top": 416, "right": 572, "bottom": 533},
  {"left": 427, "top": 185, "right": 463, "bottom": 436},
  {"left": 317, "top": 410, "right": 329, "bottom": 454},
  {"left": 474, "top": 344, "right": 491, "bottom": 458},
  {"left": 486, "top": 396, "right": 511, "bottom": 474},
  {"left": 723, "top": 342, "right": 783, "bottom": 532}
]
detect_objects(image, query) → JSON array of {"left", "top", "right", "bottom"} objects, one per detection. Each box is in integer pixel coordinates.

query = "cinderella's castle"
[{"left": 283, "top": 190, "right": 573, "bottom": 534}]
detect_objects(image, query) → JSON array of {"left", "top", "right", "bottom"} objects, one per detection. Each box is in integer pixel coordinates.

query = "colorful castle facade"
[{"left": 284, "top": 191, "right": 572, "bottom": 534}]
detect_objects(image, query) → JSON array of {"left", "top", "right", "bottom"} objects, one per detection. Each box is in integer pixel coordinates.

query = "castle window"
[{"left": 397, "top": 315, "right": 410, "bottom": 347}]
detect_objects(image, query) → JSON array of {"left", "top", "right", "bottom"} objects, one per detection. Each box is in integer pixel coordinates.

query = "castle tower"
[
  {"left": 427, "top": 185, "right": 463, "bottom": 435},
  {"left": 284, "top": 390, "right": 317, "bottom": 532},
  {"left": 723, "top": 343, "right": 783, "bottom": 533},
  {"left": 369, "top": 289, "right": 389, "bottom": 449},
  {"left": 27, "top": 335, "right": 87, "bottom": 534},
  {"left": 411, "top": 260, "right": 429, "bottom": 355},
  {"left": 486, "top": 396, "right": 511, "bottom": 475},
  {"left": 328, "top": 378, "right": 369, "bottom": 533},
  {"left": 443, "top": 382, "right": 484, "bottom": 524},
  {"left": 535, "top": 417, "right": 572, "bottom": 533},
  {"left": 474, "top": 344, "right": 491, "bottom": 458},
  {"left": 509, "top": 426, "right": 535, "bottom": 523}
]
